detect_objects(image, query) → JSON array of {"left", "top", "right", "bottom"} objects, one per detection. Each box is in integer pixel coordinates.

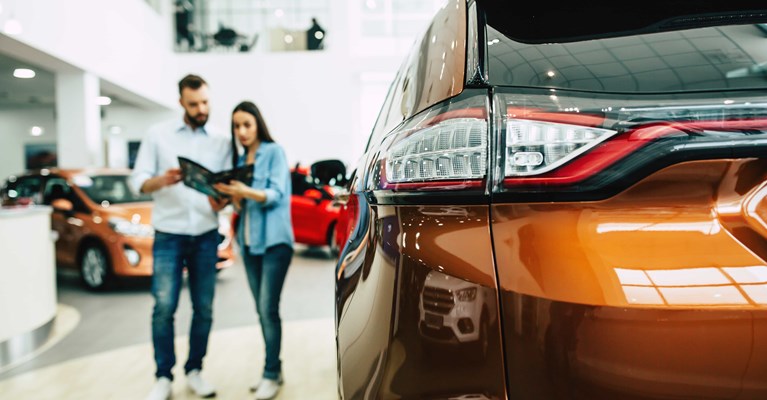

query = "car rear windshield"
[
  {"left": 486, "top": 23, "right": 767, "bottom": 93},
  {"left": 76, "top": 175, "right": 151, "bottom": 204}
]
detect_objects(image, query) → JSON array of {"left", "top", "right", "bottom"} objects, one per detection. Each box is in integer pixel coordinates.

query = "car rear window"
[{"left": 486, "top": 24, "right": 767, "bottom": 93}]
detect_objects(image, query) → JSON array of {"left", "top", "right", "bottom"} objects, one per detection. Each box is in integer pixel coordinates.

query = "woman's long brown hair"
[{"left": 230, "top": 101, "right": 275, "bottom": 168}]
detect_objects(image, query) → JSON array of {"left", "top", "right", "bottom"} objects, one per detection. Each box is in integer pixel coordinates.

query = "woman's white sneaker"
[
  {"left": 250, "top": 373, "right": 283, "bottom": 392},
  {"left": 253, "top": 377, "right": 282, "bottom": 399},
  {"left": 186, "top": 369, "right": 216, "bottom": 398},
  {"left": 145, "top": 377, "right": 172, "bottom": 400}
]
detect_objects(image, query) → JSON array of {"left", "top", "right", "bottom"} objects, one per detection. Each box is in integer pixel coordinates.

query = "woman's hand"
[
  {"left": 214, "top": 181, "right": 267, "bottom": 203},
  {"left": 214, "top": 180, "right": 248, "bottom": 197}
]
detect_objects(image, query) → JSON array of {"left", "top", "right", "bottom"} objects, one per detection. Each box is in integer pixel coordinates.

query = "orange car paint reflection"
[
  {"left": 492, "top": 160, "right": 767, "bottom": 309},
  {"left": 494, "top": 159, "right": 767, "bottom": 398}
]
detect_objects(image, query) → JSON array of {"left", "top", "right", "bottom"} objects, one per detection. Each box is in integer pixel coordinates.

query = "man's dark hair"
[{"left": 178, "top": 74, "right": 207, "bottom": 95}]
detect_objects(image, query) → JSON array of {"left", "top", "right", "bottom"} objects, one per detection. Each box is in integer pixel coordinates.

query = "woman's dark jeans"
[
  {"left": 151, "top": 229, "right": 219, "bottom": 380},
  {"left": 242, "top": 244, "right": 293, "bottom": 380}
]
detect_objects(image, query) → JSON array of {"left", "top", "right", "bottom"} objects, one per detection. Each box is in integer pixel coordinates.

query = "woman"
[{"left": 215, "top": 101, "right": 293, "bottom": 400}]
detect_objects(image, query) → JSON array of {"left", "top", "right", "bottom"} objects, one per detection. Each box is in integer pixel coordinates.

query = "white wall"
[
  {"left": 180, "top": 51, "right": 359, "bottom": 168},
  {"left": 3, "top": 0, "right": 178, "bottom": 109}
]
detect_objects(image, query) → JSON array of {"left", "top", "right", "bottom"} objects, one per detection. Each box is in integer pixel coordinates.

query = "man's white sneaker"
[
  {"left": 186, "top": 369, "right": 216, "bottom": 398},
  {"left": 253, "top": 377, "right": 282, "bottom": 400},
  {"left": 145, "top": 377, "right": 172, "bottom": 400}
]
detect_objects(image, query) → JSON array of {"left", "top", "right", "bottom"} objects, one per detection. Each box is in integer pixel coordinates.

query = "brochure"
[{"left": 178, "top": 156, "right": 253, "bottom": 199}]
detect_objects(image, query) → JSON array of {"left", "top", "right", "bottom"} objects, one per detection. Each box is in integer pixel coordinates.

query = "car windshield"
[{"left": 76, "top": 174, "right": 151, "bottom": 204}]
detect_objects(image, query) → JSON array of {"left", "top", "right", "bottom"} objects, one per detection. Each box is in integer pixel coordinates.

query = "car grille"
[{"left": 422, "top": 286, "right": 454, "bottom": 314}]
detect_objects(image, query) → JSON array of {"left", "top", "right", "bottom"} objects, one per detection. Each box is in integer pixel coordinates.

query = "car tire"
[
  {"left": 80, "top": 243, "right": 112, "bottom": 291},
  {"left": 327, "top": 222, "right": 340, "bottom": 256}
]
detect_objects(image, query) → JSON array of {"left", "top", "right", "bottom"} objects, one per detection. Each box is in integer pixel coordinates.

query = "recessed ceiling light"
[
  {"left": 13, "top": 68, "right": 35, "bottom": 79},
  {"left": 30, "top": 126, "right": 43, "bottom": 136},
  {"left": 96, "top": 96, "right": 112, "bottom": 106}
]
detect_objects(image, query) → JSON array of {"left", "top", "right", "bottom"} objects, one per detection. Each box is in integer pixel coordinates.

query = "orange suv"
[
  {"left": 334, "top": 2, "right": 767, "bottom": 399},
  {"left": 1, "top": 168, "right": 233, "bottom": 290}
]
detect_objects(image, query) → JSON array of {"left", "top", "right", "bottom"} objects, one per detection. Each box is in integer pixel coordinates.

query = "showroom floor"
[{"left": 0, "top": 245, "right": 337, "bottom": 399}]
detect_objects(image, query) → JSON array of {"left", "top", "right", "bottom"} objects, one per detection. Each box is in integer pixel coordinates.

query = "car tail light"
[
  {"left": 373, "top": 94, "right": 489, "bottom": 191},
  {"left": 505, "top": 118, "right": 616, "bottom": 176},
  {"left": 495, "top": 92, "right": 767, "bottom": 194}
]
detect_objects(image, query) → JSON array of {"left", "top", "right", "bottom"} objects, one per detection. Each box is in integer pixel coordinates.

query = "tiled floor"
[{"left": 0, "top": 245, "right": 338, "bottom": 399}]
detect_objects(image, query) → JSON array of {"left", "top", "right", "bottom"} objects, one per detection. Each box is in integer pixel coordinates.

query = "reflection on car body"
[
  {"left": 419, "top": 270, "right": 496, "bottom": 354},
  {"left": 334, "top": 1, "right": 767, "bottom": 399}
]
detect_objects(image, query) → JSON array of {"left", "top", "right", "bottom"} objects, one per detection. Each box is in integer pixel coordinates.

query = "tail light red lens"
[{"left": 496, "top": 92, "right": 767, "bottom": 191}]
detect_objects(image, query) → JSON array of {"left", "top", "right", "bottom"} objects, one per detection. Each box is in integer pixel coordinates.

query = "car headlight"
[
  {"left": 108, "top": 217, "right": 155, "bottom": 238},
  {"left": 456, "top": 287, "right": 477, "bottom": 302}
]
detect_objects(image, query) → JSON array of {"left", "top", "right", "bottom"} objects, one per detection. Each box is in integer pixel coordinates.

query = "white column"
[{"left": 55, "top": 71, "right": 103, "bottom": 168}]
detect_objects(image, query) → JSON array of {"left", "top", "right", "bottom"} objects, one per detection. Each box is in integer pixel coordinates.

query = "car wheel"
[
  {"left": 80, "top": 243, "right": 112, "bottom": 291},
  {"left": 327, "top": 222, "right": 340, "bottom": 256}
]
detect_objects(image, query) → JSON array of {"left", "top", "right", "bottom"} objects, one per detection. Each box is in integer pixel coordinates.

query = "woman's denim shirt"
[{"left": 238, "top": 141, "right": 294, "bottom": 255}]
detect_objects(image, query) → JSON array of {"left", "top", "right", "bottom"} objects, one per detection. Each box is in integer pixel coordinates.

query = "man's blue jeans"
[
  {"left": 151, "top": 229, "right": 219, "bottom": 380},
  {"left": 242, "top": 244, "right": 293, "bottom": 380}
]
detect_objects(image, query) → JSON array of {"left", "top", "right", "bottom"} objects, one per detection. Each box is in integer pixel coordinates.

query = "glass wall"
[{"left": 174, "top": 0, "right": 331, "bottom": 52}]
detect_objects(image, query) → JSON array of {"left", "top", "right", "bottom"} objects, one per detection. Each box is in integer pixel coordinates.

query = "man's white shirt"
[{"left": 129, "top": 118, "right": 231, "bottom": 236}]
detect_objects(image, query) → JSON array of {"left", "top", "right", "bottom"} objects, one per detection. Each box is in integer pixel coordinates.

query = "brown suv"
[
  {"left": 334, "top": 2, "right": 767, "bottom": 399},
  {"left": 2, "top": 168, "right": 233, "bottom": 290}
]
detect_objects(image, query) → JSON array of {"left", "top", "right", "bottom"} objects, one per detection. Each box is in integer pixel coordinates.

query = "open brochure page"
[{"left": 178, "top": 156, "right": 253, "bottom": 199}]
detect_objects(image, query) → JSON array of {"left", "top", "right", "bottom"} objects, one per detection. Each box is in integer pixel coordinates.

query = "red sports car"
[{"left": 290, "top": 160, "right": 346, "bottom": 253}]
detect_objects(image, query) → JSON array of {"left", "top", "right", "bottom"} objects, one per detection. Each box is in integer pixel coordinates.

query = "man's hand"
[
  {"left": 162, "top": 168, "right": 183, "bottom": 186},
  {"left": 208, "top": 196, "right": 229, "bottom": 212},
  {"left": 141, "top": 168, "right": 183, "bottom": 193}
]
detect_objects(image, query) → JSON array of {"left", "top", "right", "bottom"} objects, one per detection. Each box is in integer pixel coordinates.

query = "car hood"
[{"left": 97, "top": 202, "right": 153, "bottom": 225}]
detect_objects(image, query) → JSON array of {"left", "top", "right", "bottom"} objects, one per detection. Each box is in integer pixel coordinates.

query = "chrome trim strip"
[{"left": 0, "top": 317, "right": 55, "bottom": 369}]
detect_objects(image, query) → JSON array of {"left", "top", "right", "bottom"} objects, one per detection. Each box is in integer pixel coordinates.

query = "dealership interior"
[{"left": 0, "top": 1, "right": 445, "bottom": 399}]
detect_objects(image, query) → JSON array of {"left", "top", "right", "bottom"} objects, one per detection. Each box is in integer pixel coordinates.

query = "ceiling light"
[
  {"left": 96, "top": 96, "right": 112, "bottom": 106},
  {"left": 13, "top": 68, "right": 35, "bottom": 79},
  {"left": 109, "top": 125, "right": 122, "bottom": 135},
  {"left": 4, "top": 18, "right": 22, "bottom": 35},
  {"left": 30, "top": 126, "right": 43, "bottom": 136},
  {"left": 284, "top": 34, "right": 293, "bottom": 44}
]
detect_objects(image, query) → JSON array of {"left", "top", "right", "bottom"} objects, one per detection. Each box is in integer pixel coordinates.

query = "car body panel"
[
  {"left": 336, "top": 203, "right": 506, "bottom": 399},
  {"left": 492, "top": 160, "right": 767, "bottom": 398}
]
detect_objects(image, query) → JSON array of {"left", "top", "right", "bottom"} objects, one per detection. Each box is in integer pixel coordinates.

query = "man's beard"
[{"left": 186, "top": 112, "right": 208, "bottom": 128}]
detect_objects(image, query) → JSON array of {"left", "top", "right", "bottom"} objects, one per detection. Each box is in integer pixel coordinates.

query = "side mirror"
[{"left": 51, "top": 198, "right": 74, "bottom": 212}]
